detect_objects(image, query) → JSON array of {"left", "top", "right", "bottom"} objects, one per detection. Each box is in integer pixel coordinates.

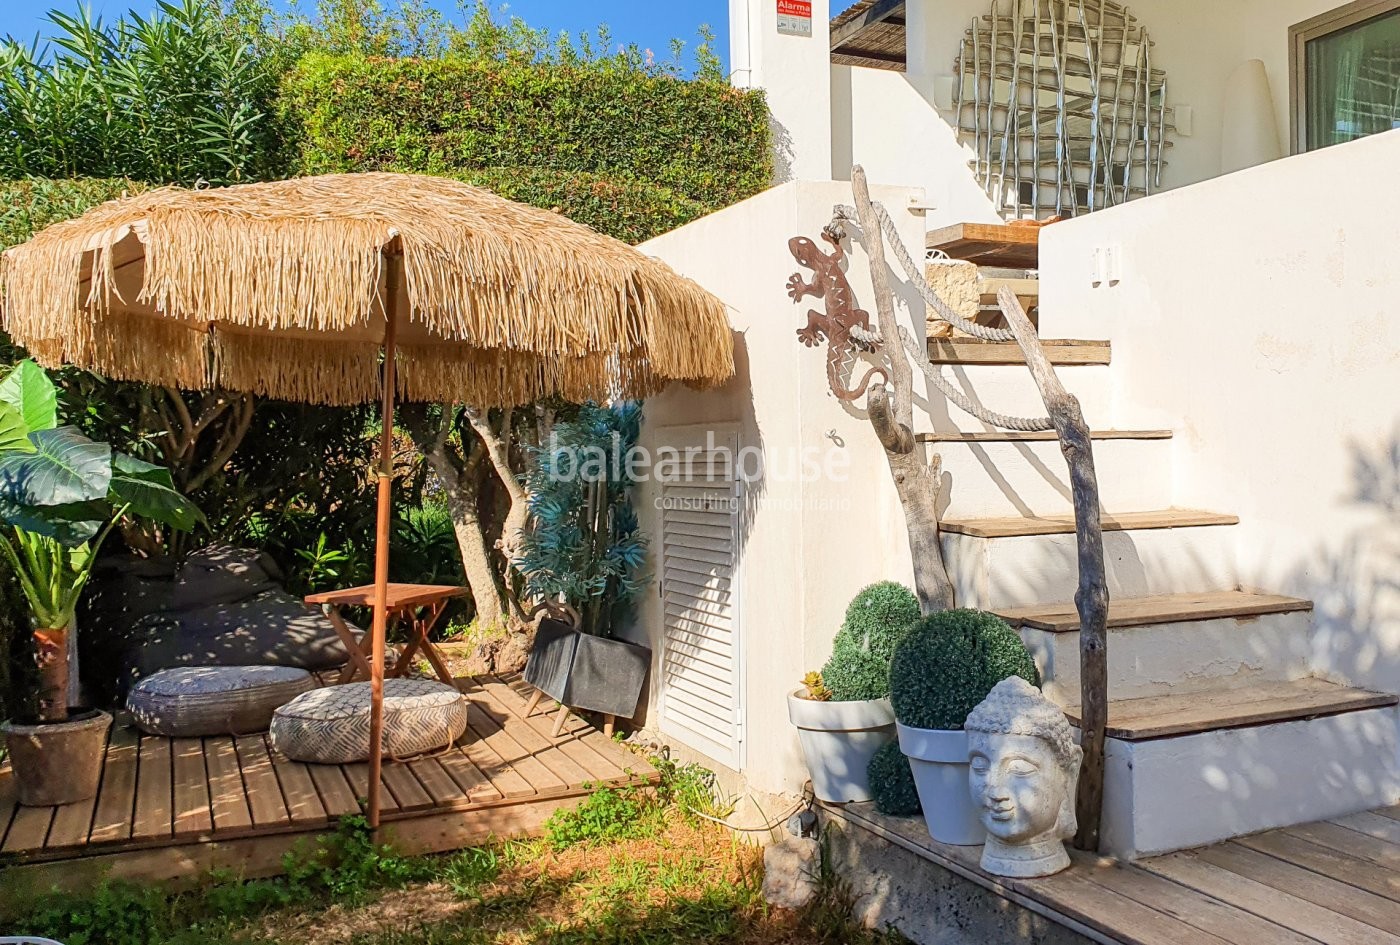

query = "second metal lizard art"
[{"left": 785, "top": 225, "right": 888, "bottom": 401}]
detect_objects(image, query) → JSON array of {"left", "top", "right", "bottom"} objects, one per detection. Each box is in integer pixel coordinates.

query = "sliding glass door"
[{"left": 1291, "top": 0, "right": 1400, "bottom": 153}]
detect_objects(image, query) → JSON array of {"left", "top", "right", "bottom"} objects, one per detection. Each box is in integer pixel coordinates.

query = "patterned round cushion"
[
  {"left": 269, "top": 679, "right": 468, "bottom": 764},
  {"left": 127, "top": 665, "right": 315, "bottom": 737}
]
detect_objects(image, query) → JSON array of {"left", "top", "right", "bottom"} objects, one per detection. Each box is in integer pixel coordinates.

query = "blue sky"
[{"left": 0, "top": 1, "right": 732, "bottom": 69}]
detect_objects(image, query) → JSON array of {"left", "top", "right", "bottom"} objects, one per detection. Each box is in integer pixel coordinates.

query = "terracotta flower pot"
[{"left": 3, "top": 709, "right": 113, "bottom": 806}]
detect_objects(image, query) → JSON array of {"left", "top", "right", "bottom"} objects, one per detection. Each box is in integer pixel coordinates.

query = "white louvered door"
[{"left": 657, "top": 426, "right": 743, "bottom": 770}]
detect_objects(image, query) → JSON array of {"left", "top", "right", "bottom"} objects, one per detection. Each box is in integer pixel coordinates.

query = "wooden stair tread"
[
  {"left": 996, "top": 590, "right": 1313, "bottom": 633},
  {"left": 941, "top": 509, "right": 1239, "bottom": 538},
  {"left": 926, "top": 222, "right": 1040, "bottom": 269},
  {"left": 1065, "top": 678, "right": 1397, "bottom": 741},
  {"left": 927, "top": 339, "right": 1110, "bottom": 366},
  {"left": 918, "top": 429, "right": 1171, "bottom": 443}
]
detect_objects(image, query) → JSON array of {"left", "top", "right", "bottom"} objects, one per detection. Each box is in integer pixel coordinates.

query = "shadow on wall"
[
  {"left": 1297, "top": 423, "right": 1400, "bottom": 694},
  {"left": 771, "top": 117, "right": 796, "bottom": 183}
]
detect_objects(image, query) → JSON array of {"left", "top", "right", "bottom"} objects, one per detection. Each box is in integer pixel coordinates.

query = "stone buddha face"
[{"left": 965, "top": 676, "right": 1082, "bottom": 878}]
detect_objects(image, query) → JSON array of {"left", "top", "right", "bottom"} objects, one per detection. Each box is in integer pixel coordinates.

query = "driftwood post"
[
  {"left": 850, "top": 167, "right": 956, "bottom": 614},
  {"left": 997, "top": 286, "right": 1109, "bottom": 851}
]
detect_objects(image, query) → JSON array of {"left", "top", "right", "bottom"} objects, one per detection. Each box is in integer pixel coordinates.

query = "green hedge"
[
  {"left": 278, "top": 54, "right": 771, "bottom": 242},
  {"left": 443, "top": 165, "right": 711, "bottom": 246},
  {"left": 0, "top": 177, "right": 150, "bottom": 252}
]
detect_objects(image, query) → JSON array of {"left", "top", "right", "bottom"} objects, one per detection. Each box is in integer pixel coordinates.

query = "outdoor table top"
[
  {"left": 926, "top": 221, "right": 1042, "bottom": 269},
  {"left": 304, "top": 583, "right": 469, "bottom": 609}
]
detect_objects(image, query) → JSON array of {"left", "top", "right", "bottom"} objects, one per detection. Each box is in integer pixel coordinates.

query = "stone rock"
[{"left": 762, "top": 836, "right": 822, "bottom": 910}]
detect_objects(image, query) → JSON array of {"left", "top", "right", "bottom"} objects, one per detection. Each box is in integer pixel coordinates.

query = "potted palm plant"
[
  {"left": 518, "top": 403, "right": 651, "bottom": 723},
  {"left": 890, "top": 609, "right": 1040, "bottom": 844},
  {"left": 0, "top": 361, "right": 199, "bottom": 806},
  {"left": 788, "top": 581, "right": 920, "bottom": 803}
]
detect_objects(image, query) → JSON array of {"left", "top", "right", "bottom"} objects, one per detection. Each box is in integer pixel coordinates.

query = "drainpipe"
[{"left": 730, "top": 0, "right": 754, "bottom": 88}]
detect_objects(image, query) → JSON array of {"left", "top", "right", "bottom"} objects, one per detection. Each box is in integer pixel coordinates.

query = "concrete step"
[
  {"left": 923, "top": 434, "right": 1174, "bottom": 519},
  {"left": 940, "top": 510, "right": 1240, "bottom": 609},
  {"left": 1066, "top": 678, "right": 1400, "bottom": 859},
  {"left": 916, "top": 362, "right": 1114, "bottom": 432},
  {"left": 996, "top": 591, "right": 1315, "bottom": 703}
]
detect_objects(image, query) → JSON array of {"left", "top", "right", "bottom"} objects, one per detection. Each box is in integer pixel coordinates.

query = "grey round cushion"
[
  {"left": 127, "top": 665, "right": 315, "bottom": 737},
  {"left": 269, "top": 679, "right": 468, "bottom": 764}
]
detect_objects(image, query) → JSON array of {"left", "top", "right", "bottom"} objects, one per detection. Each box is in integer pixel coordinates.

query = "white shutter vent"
[{"left": 657, "top": 428, "right": 743, "bottom": 769}]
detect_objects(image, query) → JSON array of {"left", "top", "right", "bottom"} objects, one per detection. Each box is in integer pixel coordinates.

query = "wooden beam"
[
  {"left": 830, "top": 0, "right": 906, "bottom": 51},
  {"left": 831, "top": 47, "right": 907, "bottom": 66}
]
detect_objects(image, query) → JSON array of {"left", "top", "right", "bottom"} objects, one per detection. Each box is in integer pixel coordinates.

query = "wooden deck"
[
  {"left": 0, "top": 673, "right": 655, "bottom": 901},
  {"left": 828, "top": 801, "right": 1400, "bottom": 945}
]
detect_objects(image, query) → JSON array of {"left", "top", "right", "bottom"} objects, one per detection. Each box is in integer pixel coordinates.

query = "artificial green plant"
[
  {"left": 888, "top": 609, "right": 1041, "bottom": 731},
  {"left": 0, "top": 361, "right": 199, "bottom": 722},
  {"left": 804, "top": 581, "right": 921, "bottom": 701},
  {"left": 516, "top": 402, "right": 648, "bottom": 638}
]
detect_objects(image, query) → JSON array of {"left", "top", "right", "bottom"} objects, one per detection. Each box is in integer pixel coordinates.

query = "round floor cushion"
[
  {"left": 269, "top": 679, "right": 468, "bottom": 764},
  {"left": 127, "top": 665, "right": 315, "bottom": 737}
]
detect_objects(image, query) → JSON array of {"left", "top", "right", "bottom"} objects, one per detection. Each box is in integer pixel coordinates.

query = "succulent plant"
[
  {"left": 889, "top": 609, "right": 1041, "bottom": 730},
  {"left": 868, "top": 741, "right": 921, "bottom": 816},
  {"left": 817, "top": 581, "right": 921, "bottom": 702},
  {"left": 800, "top": 671, "right": 832, "bottom": 701}
]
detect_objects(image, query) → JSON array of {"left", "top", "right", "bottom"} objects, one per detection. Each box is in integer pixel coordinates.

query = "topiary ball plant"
[
  {"left": 818, "top": 581, "right": 921, "bottom": 701},
  {"left": 868, "top": 741, "right": 921, "bottom": 816},
  {"left": 889, "top": 609, "right": 1041, "bottom": 730}
]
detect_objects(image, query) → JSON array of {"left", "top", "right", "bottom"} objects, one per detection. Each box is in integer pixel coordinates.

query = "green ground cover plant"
[{"left": 9, "top": 757, "right": 907, "bottom": 945}]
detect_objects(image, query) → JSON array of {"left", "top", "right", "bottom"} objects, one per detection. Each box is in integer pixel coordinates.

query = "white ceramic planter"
[
  {"left": 788, "top": 690, "right": 896, "bottom": 803},
  {"left": 897, "top": 722, "right": 985, "bottom": 845}
]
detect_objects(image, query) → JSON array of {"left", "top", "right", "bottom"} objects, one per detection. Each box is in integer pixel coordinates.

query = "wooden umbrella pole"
[{"left": 367, "top": 249, "right": 401, "bottom": 830}]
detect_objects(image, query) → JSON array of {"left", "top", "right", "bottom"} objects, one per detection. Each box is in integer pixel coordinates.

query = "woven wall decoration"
[{"left": 954, "top": 0, "right": 1174, "bottom": 218}]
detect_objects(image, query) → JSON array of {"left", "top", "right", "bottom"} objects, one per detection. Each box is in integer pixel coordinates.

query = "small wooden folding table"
[{"left": 305, "top": 583, "right": 468, "bottom": 686}]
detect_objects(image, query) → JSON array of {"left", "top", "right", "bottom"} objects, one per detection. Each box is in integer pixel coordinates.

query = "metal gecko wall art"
[
  {"left": 955, "top": 0, "right": 1176, "bottom": 218},
  {"left": 784, "top": 226, "right": 887, "bottom": 402}
]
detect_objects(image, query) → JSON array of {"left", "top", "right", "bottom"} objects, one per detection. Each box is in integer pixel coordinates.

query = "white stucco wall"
[
  {"left": 731, "top": 0, "right": 834, "bottom": 182},
  {"left": 1037, "top": 128, "right": 1400, "bottom": 695},
  {"left": 762, "top": 0, "right": 1363, "bottom": 222},
  {"left": 628, "top": 181, "right": 928, "bottom": 797}
]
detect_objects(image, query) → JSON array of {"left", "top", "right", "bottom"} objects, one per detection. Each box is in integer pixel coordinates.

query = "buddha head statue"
[{"left": 965, "top": 676, "right": 1083, "bottom": 878}]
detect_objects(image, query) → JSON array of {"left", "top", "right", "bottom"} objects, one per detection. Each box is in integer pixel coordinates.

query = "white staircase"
[{"left": 926, "top": 262, "right": 1400, "bottom": 861}]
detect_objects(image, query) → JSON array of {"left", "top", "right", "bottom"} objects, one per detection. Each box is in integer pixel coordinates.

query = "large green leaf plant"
[{"left": 0, "top": 361, "right": 200, "bottom": 722}]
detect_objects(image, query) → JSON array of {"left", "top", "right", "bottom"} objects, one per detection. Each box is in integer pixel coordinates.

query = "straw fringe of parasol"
[{"left": 1, "top": 172, "right": 734, "bottom": 406}]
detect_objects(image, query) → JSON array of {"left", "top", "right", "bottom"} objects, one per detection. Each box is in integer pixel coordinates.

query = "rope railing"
[
  {"left": 833, "top": 203, "right": 1017, "bottom": 343},
  {"left": 831, "top": 202, "right": 1050, "bottom": 432},
  {"left": 834, "top": 196, "right": 1110, "bottom": 853},
  {"left": 850, "top": 323, "right": 1053, "bottom": 432}
]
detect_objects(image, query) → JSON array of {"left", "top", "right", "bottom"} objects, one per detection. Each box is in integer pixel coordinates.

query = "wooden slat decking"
[
  {"left": 0, "top": 673, "right": 655, "bottom": 873},
  {"left": 829, "top": 801, "right": 1400, "bottom": 945}
]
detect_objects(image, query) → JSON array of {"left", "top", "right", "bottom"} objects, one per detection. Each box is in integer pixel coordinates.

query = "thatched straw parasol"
[{"left": 1, "top": 171, "right": 734, "bottom": 827}]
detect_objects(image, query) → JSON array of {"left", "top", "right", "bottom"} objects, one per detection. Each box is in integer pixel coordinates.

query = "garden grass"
[{"left": 11, "top": 762, "right": 909, "bottom": 945}]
